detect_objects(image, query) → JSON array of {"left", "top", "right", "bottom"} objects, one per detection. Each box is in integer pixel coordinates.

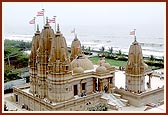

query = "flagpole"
[
  {"left": 53, "top": 16, "right": 56, "bottom": 33},
  {"left": 134, "top": 29, "right": 136, "bottom": 41},
  {"left": 74, "top": 28, "right": 76, "bottom": 38},
  {"left": 34, "top": 17, "right": 36, "bottom": 32},
  {"left": 42, "top": 9, "right": 45, "bottom": 25}
]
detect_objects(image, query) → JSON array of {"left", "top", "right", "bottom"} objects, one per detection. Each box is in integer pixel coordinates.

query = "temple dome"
[
  {"left": 71, "top": 54, "right": 94, "bottom": 70},
  {"left": 97, "top": 57, "right": 111, "bottom": 69},
  {"left": 102, "top": 62, "right": 111, "bottom": 69},
  {"left": 73, "top": 66, "right": 84, "bottom": 74},
  {"left": 96, "top": 65, "right": 107, "bottom": 74}
]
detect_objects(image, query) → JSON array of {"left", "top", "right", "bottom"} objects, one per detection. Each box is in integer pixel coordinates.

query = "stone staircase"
[{"left": 101, "top": 93, "right": 129, "bottom": 110}]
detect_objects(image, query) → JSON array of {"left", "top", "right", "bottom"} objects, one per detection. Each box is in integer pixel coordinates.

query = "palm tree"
[
  {"left": 87, "top": 46, "right": 91, "bottom": 53},
  {"left": 162, "top": 56, "right": 164, "bottom": 62},
  {"left": 108, "top": 47, "right": 113, "bottom": 57},
  {"left": 149, "top": 55, "right": 155, "bottom": 62},
  {"left": 99, "top": 46, "right": 105, "bottom": 57},
  {"left": 99, "top": 46, "right": 105, "bottom": 53},
  {"left": 118, "top": 49, "right": 122, "bottom": 56},
  {"left": 82, "top": 45, "right": 86, "bottom": 53}
]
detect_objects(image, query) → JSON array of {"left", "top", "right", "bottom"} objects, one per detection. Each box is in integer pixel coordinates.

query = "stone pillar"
[
  {"left": 93, "top": 78, "right": 96, "bottom": 92},
  {"left": 99, "top": 79, "right": 103, "bottom": 92},
  {"left": 108, "top": 78, "right": 110, "bottom": 93},
  {"left": 148, "top": 73, "right": 152, "bottom": 88}
]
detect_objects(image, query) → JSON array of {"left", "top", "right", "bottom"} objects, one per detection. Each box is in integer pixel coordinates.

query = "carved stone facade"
[
  {"left": 14, "top": 21, "right": 115, "bottom": 111},
  {"left": 125, "top": 39, "right": 148, "bottom": 93},
  {"left": 12, "top": 23, "right": 163, "bottom": 110},
  {"left": 70, "top": 35, "right": 82, "bottom": 61}
]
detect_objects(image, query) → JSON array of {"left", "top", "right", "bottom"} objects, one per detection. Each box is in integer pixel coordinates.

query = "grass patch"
[
  {"left": 89, "top": 56, "right": 160, "bottom": 70},
  {"left": 89, "top": 56, "right": 127, "bottom": 67}
]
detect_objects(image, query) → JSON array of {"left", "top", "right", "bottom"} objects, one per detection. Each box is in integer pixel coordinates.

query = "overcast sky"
[{"left": 2, "top": 2, "right": 166, "bottom": 35}]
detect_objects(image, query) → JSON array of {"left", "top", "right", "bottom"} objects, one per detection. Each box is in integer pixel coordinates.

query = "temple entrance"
[
  {"left": 15, "top": 94, "right": 18, "bottom": 102},
  {"left": 82, "top": 83, "right": 86, "bottom": 90},
  {"left": 104, "top": 85, "right": 108, "bottom": 93},
  {"left": 14, "top": 94, "right": 18, "bottom": 102},
  {"left": 74, "top": 85, "right": 78, "bottom": 96}
]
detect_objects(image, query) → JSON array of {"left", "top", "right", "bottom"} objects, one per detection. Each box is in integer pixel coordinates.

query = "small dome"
[
  {"left": 96, "top": 65, "right": 107, "bottom": 74},
  {"left": 73, "top": 66, "right": 84, "bottom": 74},
  {"left": 71, "top": 54, "right": 94, "bottom": 70},
  {"left": 102, "top": 62, "right": 111, "bottom": 69}
]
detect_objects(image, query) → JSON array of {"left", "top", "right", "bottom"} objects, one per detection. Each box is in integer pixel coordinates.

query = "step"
[{"left": 113, "top": 93, "right": 121, "bottom": 99}]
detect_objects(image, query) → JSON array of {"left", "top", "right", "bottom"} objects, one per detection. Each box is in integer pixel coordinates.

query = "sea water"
[{"left": 4, "top": 25, "right": 164, "bottom": 59}]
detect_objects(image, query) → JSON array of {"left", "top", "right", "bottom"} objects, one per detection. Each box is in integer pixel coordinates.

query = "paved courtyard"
[{"left": 115, "top": 69, "right": 165, "bottom": 91}]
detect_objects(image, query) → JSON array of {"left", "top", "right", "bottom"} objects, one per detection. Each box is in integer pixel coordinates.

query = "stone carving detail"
[
  {"left": 70, "top": 35, "right": 82, "bottom": 61},
  {"left": 125, "top": 40, "right": 148, "bottom": 93}
]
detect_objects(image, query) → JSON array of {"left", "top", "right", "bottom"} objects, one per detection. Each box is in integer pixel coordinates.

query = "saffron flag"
[
  {"left": 130, "top": 30, "right": 135, "bottom": 35},
  {"left": 37, "top": 11, "right": 44, "bottom": 16},
  {"left": 48, "top": 18, "right": 55, "bottom": 23},
  {"left": 29, "top": 19, "right": 35, "bottom": 24}
]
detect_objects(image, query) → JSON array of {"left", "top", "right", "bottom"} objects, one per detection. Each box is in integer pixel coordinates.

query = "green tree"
[
  {"left": 87, "top": 103, "right": 108, "bottom": 111},
  {"left": 118, "top": 49, "right": 122, "bottom": 56},
  {"left": 82, "top": 45, "right": 86, "bottom": 52},
  {"left": 17, "top": 53, "right": 29, "bottom": 67},
  {"left": 161, "top": 56, "right": 164, "bottom": 62},
  {"left": 86, "top": 46, "right": 93, "bottom": 54},
  {"left": 87, "top": 46, "right": 91, "bottom": 53},
  {"left": 99, "top": 46, "right": 105, "bottom": 53},
  {"left": 99, "top": 46, "right": 105, "bottom": 57},
  {"left": 149, "top": 55, "right": 155, "bottom": 62},
  {"left": 108, "top": 47, "right": 113, "bottom": 55}
]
